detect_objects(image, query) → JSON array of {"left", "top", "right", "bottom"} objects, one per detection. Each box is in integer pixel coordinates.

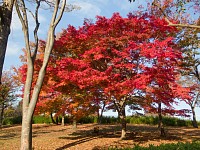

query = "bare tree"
[
  {"left": 15, "top": 0, "right": 67, "bottom": 149},
  {"left": 0, "top": 0, "right": 15, "bottom": 82}
]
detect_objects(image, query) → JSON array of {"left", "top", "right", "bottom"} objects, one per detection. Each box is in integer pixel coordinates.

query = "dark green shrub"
[
  {"left": 64, "top": 116, "right": 71, "bottom": 123},
  {"left": 93, "top": 116, "right": 98, "bottom": 123},
  {"left": 3, "top": 117, "right": 13, "bottom": 125},
  {"left": 2, "top": 116, "right": 22, "bottom": 125},
  {"left": 12, "top": 116, "right": 22, "bottom": 124},
  {"left": 176, "top": 119, "right": 186, "bottom": 126},
  {"left": 109, "top": 141, "right": 200, "bottom": 150},
  {"left": 162, "top": 117, "right": 177, "bottom": 126},
  {"left": 127, "top": 116, "right": 157, "bottom": 125},
  {"left": 98, "top": 116, "right": 118, "bottom": 124},
  {"left": 78, "top": 116, "right": 95, "bottom": 124},
  {"left": 126, "top": 115, "right": 197, "bottom": 127}
]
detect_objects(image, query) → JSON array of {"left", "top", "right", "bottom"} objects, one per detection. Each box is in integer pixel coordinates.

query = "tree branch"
[
  {"left": 32, "top": 0, "right": 40, "bottom": 62},
  {"left": 152, "top": 1, "right": 200, "bottom": 29},
  {"left": 54, "top": 0, "right": 66, "bottom": 27}
]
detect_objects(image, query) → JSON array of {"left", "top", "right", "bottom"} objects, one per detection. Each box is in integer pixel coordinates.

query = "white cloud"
[
  {"left": 6, "top": 41, "right": 22, "bottom": 56},
  {"left": 71, "top": 1, "right": 101, "bottom": 19},
  {"left": 11, "top": 10, "right": 22, "bottom": 31},
  {"left": 11, "top": 8, "right": 47, "bottom": 33}
]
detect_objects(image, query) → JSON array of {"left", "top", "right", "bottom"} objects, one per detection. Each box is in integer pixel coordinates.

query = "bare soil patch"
[{"left": 0, "top": 123, "right": 200, "bottom": 150}]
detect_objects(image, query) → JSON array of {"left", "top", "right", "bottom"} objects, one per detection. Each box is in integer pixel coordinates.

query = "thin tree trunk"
[
  {"left": 192, "top": 106, "right": 198, "bottom": 128},
  {"left": 56, "top": 116, "right": 59, "bottom": 125},
  {"left": 0, "top": 1, "right": 14, "bottom": 81},
  {"left": 61, "top": 114, "right": 65, "bottom": 126},
  {"left": 191, "top": 93, "right": 199, "bottom": 128},
  {"left": 158, "top": 102, "right": 165, "bottom": 137},
  {"left": 98, "top": 101, "right": 105, "bottom": 124},
  {"left": 113, "top": 98, "right": 127, "bottom": 139},
  {"left": 0, "top": 103, "right": 5, "bottom": 126},
  {"left": 50, "top": 113, "right": 56, "bottom": 124},
  {"left": 16, "top": 0, "right": 67, "bottom": 149},
  {"left": 72, "top": 116, "right": 77, "bottom": 129},
  {"left": 20, "top": 108, "right": 33, "bottom": 150},
  {"left": 97, "top": 106, "right": 99, "bottom": 123},
  {"left": 113, "top": 101, "right": 120, "bottom": 123},
  {"left": 119, "top": 106, "right": 126, "bottom": 139}
]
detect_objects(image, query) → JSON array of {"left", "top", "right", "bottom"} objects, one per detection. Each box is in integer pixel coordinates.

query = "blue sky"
[
  {"left": 4, "top": 0, "right": 200, "bottom": 120},
  {"left": 5, "top": 0, "right": 147, "bottom": 70}
]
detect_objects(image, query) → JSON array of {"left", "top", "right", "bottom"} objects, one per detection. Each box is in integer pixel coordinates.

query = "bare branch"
[
  {"left": 27, "top": 0, "right": 67, "bottom": 120},
  {"left": 54, "top": 0, "right": 66, "bottom": 27},
  {"left": 152, "top": 1, "right": 200, "bottom": 29},
  {"left": 193, "top": 92, "right": 200, "bottom": 108},
  {"left": 49, "top": 0, "right": 60, "bottom": 26},
  {"left": 32, "top": 0, "right": 41, "bottom": 62},
  {"left": 165, "top": 21, "right": 200, "bottom": 29},
  {"left": 15, "top": 0, "right": 31, "bottom": 58}
]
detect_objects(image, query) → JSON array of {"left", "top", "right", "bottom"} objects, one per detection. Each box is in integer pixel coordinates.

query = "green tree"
[
  {"left": 0, "top": 70, "right": 18, "bottom": 126},
  {"left": 179, "top": 28, "right": 200, "bottom": 128}
]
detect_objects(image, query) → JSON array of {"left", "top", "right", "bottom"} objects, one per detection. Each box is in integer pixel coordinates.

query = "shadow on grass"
[
  {"left": 0, "top": 133, "right": 17, "bottom": 140},
  {"left": 56, "top": 136, "right": 99, "bottom": 150},
  {"left": 55, "top": 125, "right": 120, "bottom": 149},
  {"left": 56, "top": 124, "right": 200, "bottom": 149},
  {"left": 125, "top": 125, "right": 183, "bottom": 143},
  {"left": 32, "top": 127, "right": 68, "bottom": 138}
]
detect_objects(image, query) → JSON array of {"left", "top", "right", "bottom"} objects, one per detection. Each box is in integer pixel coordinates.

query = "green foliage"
[
  {"left": 99, "top": 116, "right": 118, "bottom": 124},
  {"left": 2, "top": 116, "right": 22, "bottom": 125},
  {"left": 176, "top": 119, "right": 191, "bottom": 126},
  {"left": 76, "top": 116, "right": 118, "bottom": 124},
  {"left": 126, "top": 116, "right": 193, "bottom": 127},
  {"left": 2, "top": 115, "right": 196, "bottom": 127},
  {"left": 78, "top": 116, "right": 96, "bottom": 124},
  {"left": 109, "top": 141, "right": 200, "bottom": 150},
  {"left": 63, "top": 116, "right": 71, "bottom": 123},
  {"left": 32, "top": 116, "right": 52, "bottom": 124},
  {"left": 93, "top": 116, "right": 98, "bottom": 123},
  {"left": 127, "top": 116, "right": 157, "bottom": 125},
  {"left": 162, "top": 117, "right": 176, "bottom": 126}
]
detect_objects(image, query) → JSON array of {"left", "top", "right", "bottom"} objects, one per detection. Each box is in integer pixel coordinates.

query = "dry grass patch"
[{"left": 0, "top": 124, "right": 200, "bottom": 150}]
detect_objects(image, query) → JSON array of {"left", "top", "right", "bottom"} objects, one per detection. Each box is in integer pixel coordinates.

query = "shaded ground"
[{"left": 0, "top": 123, "right": 200, "bottom": 150}]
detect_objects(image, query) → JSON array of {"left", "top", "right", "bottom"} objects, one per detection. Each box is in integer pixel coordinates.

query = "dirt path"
[{"left": 0, "top": 124, "right": 200, "bottom": 150}]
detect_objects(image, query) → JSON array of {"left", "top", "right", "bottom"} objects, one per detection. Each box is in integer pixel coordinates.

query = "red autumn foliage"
[{"left": 17, "top": 12, "right": 191, "bottom": 121}]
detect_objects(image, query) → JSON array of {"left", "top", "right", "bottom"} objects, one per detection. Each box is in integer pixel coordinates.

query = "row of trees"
[
  {"left": 17, "top": 12, "right": 199, "bottom": 139},
  {"left": 0, "top": 0, "right": 199, "bottom": 149}
]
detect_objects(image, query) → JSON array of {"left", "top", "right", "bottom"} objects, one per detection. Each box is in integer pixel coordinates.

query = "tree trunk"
[
  {"left": 0, "top": 1, "right": 14, "bottom": 81},
  {"left": 20, "top": 108, "right": 33, "bottom": 150},
  {"left": 113, "top": 98, "right": 127, "bottom": 139},
  {"left": 72, "top": 116, "right": 77, "bottom": 129},
  {"left": 0, "top": 103, "right": 5, "bottom": 126},
  {"left": 98, "top": 101, "right": 105, "bottom": 124},
  {"left": 113, "top": 101, "right": 120, "bottom": 123},
  {"left": 192, "top": 106, "right": 198, "bottom": 128},
  {"left": 158, "top": 102, "right": 165, "bottom": 137},
  {"left": 50, "top": 113, "right": 57, "bottom": 124},
  {"left": 56, "top": 116, "right": 59, "bottom": 125},
  {"left": 119, "top": 107, "right": 126, "bottom": 139},
  {"left": 17, "top": 0, "right": 67, "bottom": 148},
  {"left": 61, "top": 114, "right": 65, "bottom": 126}
]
